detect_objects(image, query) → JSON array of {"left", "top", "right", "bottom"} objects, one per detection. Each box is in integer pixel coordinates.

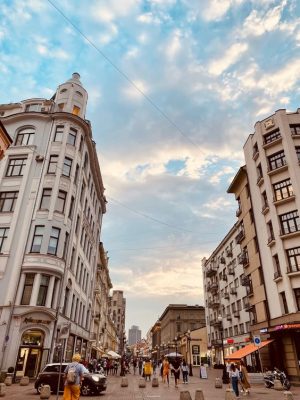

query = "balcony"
[
  {"left": 228, "top": 266, "right": 235, "bottom": 275},
  {"left": 224, "top": 292, "right": 229, "bottom": 300},
  {"left": 267, "top": 234, "right": 275, "bottom": 247},
  {"left": 235, "top": 230, "right": 245, "bottom": 244},
  {"left": 226, "top": 249, "right": 233, "bottom": 257},
  {"left": 230, "top": 287, "right": 237, "bottom": 295},
  {"left": 244, "top": 301, "right": 253, "bottom": 312},
  {"left": 206, "top": 265, "right": 218, "bottom": 277},
  {"left": 241, "top": 275, "right": 250, "bottom": 286},
  {"left": 207, "top": 282, "right": 218, "bottom": 293},
  {"left": 261, "top": 202, "right": 269, "bottom": 215},
  {"left": 210, "top": 319, "right": 222, "bottom": 328},
  {"left": 274, "top": 271, "right": 282, "bottom": 280},
  {"left": 208, "top": 298, "right": 221, "bottom": 309},
  {"left": 220, "top": 257, "right": 226, "bottom": 264},
  {"left": 233, "top": 310, "right": 240, "bottom": 318},
  {"left": 226, "top": 313, "right": 232, "bottom": 321},
  {"left": 238, "top": 252, "right": 249, "bottom": 266}
]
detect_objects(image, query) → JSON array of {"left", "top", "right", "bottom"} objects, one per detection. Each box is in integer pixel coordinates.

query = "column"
[
  {"left": 45, "top": 276, "right": 55, "bottom": 308},
  {"left": 30, "top": 273, "right": 41, "bottom": 306},
  {"left": 15, "top": 273, "right": 26, "bottom": 305},
  {"left": 52, "top": 278, "right": 60, "bottom": 309}
]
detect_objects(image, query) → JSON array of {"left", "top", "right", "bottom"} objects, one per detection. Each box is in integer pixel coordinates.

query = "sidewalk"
[{"left": 2, "top": 367, "right": 300, "bottom": 399}]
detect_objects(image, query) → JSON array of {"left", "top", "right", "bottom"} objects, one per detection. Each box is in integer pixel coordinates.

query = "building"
[
  {"left": 202, "top": 225, "right": 252, "bottom": 366},
  {"left": 0, "top": 73, "right": 106, "bottom": 377},
  {"left": 128, "top": 325, "right": 141, "bottom": 346},
  {"left": 0, "top": 120, "right": 12, "bottom": 160},
  {"left": 178, "top": 327, "right": 208, "bottom": 367},
  {"left": 109, "top": 290, "right": 126, "bottom": 354},
  {"left": 241, "top": 109, "right": 300, "bottom": 380}
]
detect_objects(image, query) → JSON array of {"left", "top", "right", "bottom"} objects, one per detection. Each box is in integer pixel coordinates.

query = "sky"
[{"left": 1, "top": 0, "right": 300, "bottom": 337}]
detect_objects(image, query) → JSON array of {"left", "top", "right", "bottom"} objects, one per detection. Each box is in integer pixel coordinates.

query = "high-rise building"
[
  {"left": 0, "top": 73, "right": 106, "bottom": 377},
  {"left": 128, "top": 325, "right": 141, "bottom": 346},
  {"left": 109, "top": 290, "right": 126, "bottom": 354}
]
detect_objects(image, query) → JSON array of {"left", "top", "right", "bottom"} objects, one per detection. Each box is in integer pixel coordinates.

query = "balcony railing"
[
  {"left": 235, "top": 230, "right": 245, "bottom": 244},
  {"left": 220, "top": 257, "right": 226, "bottom": 264},
  {"left": 241, "top": 275, "right": 250, "bottom": 286},
  {"left": 230, "top": 287, "right": 237, "bottom": 295},
  {"left": 208, "top": 298, "right": 221, "bottom": 308},
  {"left": 274, "top": 270, "right": 282, "bottom": 280},
  {"left": 228, "top": 266, "right": 235, "bottom": 275},
  {"left": 238, "top": 252, "right": 249, "bottom": 266},
  {"left": 233, "top": 310, "right": 240, "bottom": 318},
  {"left": 206, "top": 265, "right": 218, "bottom": 277},
  {"left": 210, "top": 319, "right": 222, "bottom": 327},
  {"left": 244, "top": 301, "right": 253, "bottom": 312},
  {"left": 207, "top": 282, "right": 218, "bottom": 292},
  {"left": 226, "top": 249, "right": 233, "bottom": 257},
  {"left": 211, "top": 339, "right": 223, "bottom": 347}
]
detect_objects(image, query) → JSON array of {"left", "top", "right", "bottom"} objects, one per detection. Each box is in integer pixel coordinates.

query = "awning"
[
  {"left": 107, "top": 350, "right": 121, "bottom": 359},
  {"left": 225, "top": 340, "right": 274, "bottom": 360}
]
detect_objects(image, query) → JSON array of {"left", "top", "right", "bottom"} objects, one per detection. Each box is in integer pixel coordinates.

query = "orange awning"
[{"left": 225, "top": 340, "right": 274, "bottom": 360}]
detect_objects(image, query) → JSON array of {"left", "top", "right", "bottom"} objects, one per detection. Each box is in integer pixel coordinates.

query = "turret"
[{"left": 54, "top": 72, "right": 88, "bottom": 119}]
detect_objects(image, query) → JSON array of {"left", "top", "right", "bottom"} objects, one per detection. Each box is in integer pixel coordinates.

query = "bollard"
[
  {"left": 179, "top": 390, "right": 192, "bottom": 400},
  {"left": 274, "top": 379, "right": 283, "bottom": 391},
  {"left": 225, "top": 388, "right": 235, "bottom": 400},
  {"left": 139, "top": 378, "right": 146, "bottom": 388},
  {"left": 121, "top": 377, "right": 128, "bottom": 387},
  {"left": 215, "top": 377, "right": 222, "bottom": 388},
  {"left": 19, "top": 376, "right": 29, "bottom": 386},
  {"left": 284, "top": 391, "right": 294, "bottom": 400},
  {"left": 195, "top": 389, "right": 205, "bottom": 400},
  {"left": 152, "top": 377, "right": 159, "bottom": 387},
  {"left": 3, "top": 377, "right": 12, "bottom": 386},
  {"left": 0, "top": 383, "right": 5, "bottom": 397},
  {"left": 40, "top": 385, "right": 51, "bottom": 399}
]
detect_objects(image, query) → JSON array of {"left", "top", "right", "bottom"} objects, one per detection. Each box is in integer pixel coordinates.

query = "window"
[
  {"left": 296, "top": 146, "right": 300, "bottom": 162},
  {"left": 273, "top": 179, "right": 293, "bottom": 201},
  {"left": 55, "top": 190, "right": 67, "bottom": 213},
  {"left": 75, "top": 215, "right": 80, "bottom": 234},
  {"left": 63, "top": 232, "right": 69, "bottom": 260},
  {"left": 273, "top": 254, "right": 281, "bottom": 278},
  {"left": 63, "top": 287, "right": 70, "bottom": 315},
  {"left": 31, "top": 226, "right": 44, "bottom": 253},
  {"left": 74, "top": 164, "right": 79, "bottom": 184},
  {"left": 72, "top": 105, "right": 80, "bottom": 115},
  {"left": 62, "top": 157, "right": 72, "bottom": 177},
  {"left": 36, "top": 275, "right": 50, "bottom": 306},
  {"left": 21, "top": 273, "right": 35, "bottom": 305},
  {"left": 257, "top": 163, "right": 263, "bottom": 181},
  {"left": 6, "top": 157, "right": 27, "bottom": 177},
  {"left": 79, "top": 136, "right": 84, "bottom": 152},
  {"left": 280, "top": 292, "right": 289, "bottom": 314},
  {"left": 0, "top": 227, "right": 9, "bottom": 252},
  {"left": 286, "top": 246, "right": 300, "bottom": 272},
  {"left": 70, "top": 294, "right": 75, "bottom": 320},
  {"left": 294, "top": 289, "right": 300, "bottom": 311},
  {"left": 80, "top": 183, "right": 85, "bottom": 203},
  {"left": 40, "top": 188, "right": 51, "bottom": 210},
  {"left": 267, "top": 221, "right": 274, "bottom": 242},
  {"left": 25, "top": 103, "right": 40, "bottom": 112},
  {"left": 84, "top": 153, "right": 88, "bottom": 171},
  {"left": 279, "top": 210, "right": 300, "bottom": 235},
  {"left": 268, "top": 150, "right": 286, "bottom": 171},
  {"left": 263, "top": 128, "right": 281, "bottom": 144},
  {"left": 54, "top": 125, "right": 64, "bottom": 142},
  {"left": 67, "top": 128, "right": 77, "bottom": 146},
  {"left": 15, "top": 128, "right": 34, "bottom": 145},
  {"left": 290, "top": 124, "right": 300, "bottom": 135},
  {"left": 48, "top": 227, "right": 60, "bottom": 255},
  {"left": 68, "top": 196, "right": 75, "bottom": 219},
  {"left": 258, "top": 266, "right": 265, "bottom": 285},
  {"left": 70, "top": 247, "right": 75, "bottom": 271},
  {"left": 0, "top": 191, "right": 18, "bottom": 212},
  {"left": 253, "top": 142, "right": 258, "bottom": 157},
  {"left": 234, "top": 325, "right": 238, "bottom": 336},
  {"left": 47, "top": 155, "right": 58, "bottom": 174}
]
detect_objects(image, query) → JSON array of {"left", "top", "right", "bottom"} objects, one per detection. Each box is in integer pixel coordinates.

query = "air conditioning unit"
[{"left": 35, "top": 155, "right": 44, "bottom": 162}]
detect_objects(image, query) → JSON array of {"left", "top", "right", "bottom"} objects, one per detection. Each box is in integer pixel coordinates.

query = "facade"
[
  {"left": 0, "top": 73, "right": 106, "bottom": 377},
  {"left": 0, "top": 120, "right": 12, "bottom": 160},
  {"left": 242, "top": 109, "right": 300, "bottom": 380},
  {"left": 128, "top": 325, "right": 141, "bottom": 346},
  {"left": 178, "top": 327, "right": 208, "bottom": 367},
  {"left": 202, "top": 225, "right": 252, "bottom": 365},
  {"left": 109, "top": 290, "right": 126, "bottom": 354}
]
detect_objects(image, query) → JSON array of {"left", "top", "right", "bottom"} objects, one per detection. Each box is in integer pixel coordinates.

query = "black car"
[{"left": 34, "top": 363, "right": 107, "bottom": 396}]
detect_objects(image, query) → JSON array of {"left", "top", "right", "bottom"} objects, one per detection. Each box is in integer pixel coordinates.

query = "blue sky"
[{"left": 1, "top": 0, "right": 300, "bottom": 337}]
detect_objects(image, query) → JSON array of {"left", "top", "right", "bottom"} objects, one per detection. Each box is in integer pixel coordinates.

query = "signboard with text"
[{"left": 192, "top": 345, "right": 200, "bottom": 354}]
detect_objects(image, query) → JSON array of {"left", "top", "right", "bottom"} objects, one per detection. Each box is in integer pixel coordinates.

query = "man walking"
[{"left": 63, "top": 353, "right": 86, "bottom": 400}]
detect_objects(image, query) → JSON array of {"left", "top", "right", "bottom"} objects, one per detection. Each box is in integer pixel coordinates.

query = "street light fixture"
[
  {"left": 174, "top": 336, "right": 178, "bottom": 357},
  {"left": 217, "top": 315, "right": 229, "bottom": 384},
  {"left": 186, "top": 330, "right": 193, "bottom": 376}
]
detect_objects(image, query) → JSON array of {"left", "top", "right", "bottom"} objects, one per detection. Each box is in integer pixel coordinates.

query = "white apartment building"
[
  {"left": 202, "top": 225, "right": 251, "bottom": 365},
  {"left": 243, "top": 109, "right": 300, "bottom": 380},
  {"left": 0, "top": 73, "right": 106, "bottom": 378}
]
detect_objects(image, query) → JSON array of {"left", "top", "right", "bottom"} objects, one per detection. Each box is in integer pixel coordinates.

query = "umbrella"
[
  {"left": 101, "top": 353, "right": 110, "bottom": 358},
  {"left": 107, "top": 350, "right": 121, "bottom": 359},
  {"left": 165, "top": 352, "right": 183, "bottom": 358}
]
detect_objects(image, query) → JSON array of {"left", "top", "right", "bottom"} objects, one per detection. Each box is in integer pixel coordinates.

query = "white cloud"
[
  {"left": 203, "top": 196, "right": 233, "bottom": 210},
  {"left": 201, "top": 0, "right": 244, "bottom": 21},
  {"left": 36, "top": 44, "right": 69, "bottom": 60},
  {"left": 209, "top": 166, "right": 235, "bottom": 184},
  {"left": 165, "top": 30, "right": 182, "bottom": 60},
  {"left": 208, "top": 43, "right": 248, "bottom": 76},
  {"left": 91, "top": 0, "right": 141, "bottom": 22},
  {"left": 122, "top": 80, "right": 149, "bottom": 100},
  {"left": 137, "top": 12, "right": 161, "bottom": 24}
]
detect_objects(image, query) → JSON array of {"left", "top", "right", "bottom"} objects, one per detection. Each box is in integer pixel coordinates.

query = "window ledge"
[
  {"left": 257, "top": 176, "right": 264, "bottom": 186},
  {"left": 280, "top": 230, "right": 300, "bottom": 240},
  {"left": 273, "top": 195, "right": 296, "bottom": 207},
  {"left": 262, "top": 205, "right": 270, "bottom": 215},
  {"left": 287, "top": 270, "right": 300, "bottom": 277},
  {"left": 267, "top": 164, "right": 288, "bottom": 176},
  {"left": 262, "top": 136, "right": 282, "bottom": 149},
  {"left": 253, "top": 151, "right": 259, "bottom": 161},
  {"left": 273, "top": 275, "right": 283, "bottom": 282},
  {"left": 267, "top": 238, "right": 276, "bottom": 247}
]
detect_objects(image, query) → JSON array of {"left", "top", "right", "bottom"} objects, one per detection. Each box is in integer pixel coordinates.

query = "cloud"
[
  {"left": 91, "top": 0, "right": 141, "bottom": 22},
  {"left": 208, "top": 43, "right": 248, "bottom": 76},
  {"left": 201, "top": 0, "right": 244, "bottom": 21},
  {"left": 36, "top": 44, "right": 70, "bottom": 59}
]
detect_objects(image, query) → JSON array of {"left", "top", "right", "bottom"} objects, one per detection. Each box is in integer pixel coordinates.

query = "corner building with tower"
[{"left": 0, "top": 73, "right": 106, "bottom": 378}]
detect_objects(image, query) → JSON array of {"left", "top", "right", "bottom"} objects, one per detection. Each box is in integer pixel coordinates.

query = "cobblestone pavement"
[{"left": 2, "top": 368, "right": 300, "bottom": 399}]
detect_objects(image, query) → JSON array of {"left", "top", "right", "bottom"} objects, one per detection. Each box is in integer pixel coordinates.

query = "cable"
[{"left": 46, "top": 0, "right": 202, "bottom": 150}]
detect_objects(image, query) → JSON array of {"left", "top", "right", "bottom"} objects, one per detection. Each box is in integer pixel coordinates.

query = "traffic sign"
[{"left": 253, "top": 335, "right": 261, "bottom": 346}]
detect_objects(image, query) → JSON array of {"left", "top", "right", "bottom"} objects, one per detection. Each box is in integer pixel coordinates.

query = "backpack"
[{"left": 67, "top": 365, "right": 78, "bottom": 384}]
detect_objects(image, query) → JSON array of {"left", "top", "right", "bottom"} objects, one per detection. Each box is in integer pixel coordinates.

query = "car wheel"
[{"left": 81, "top": 383, "right": 92, "bottom": 396}]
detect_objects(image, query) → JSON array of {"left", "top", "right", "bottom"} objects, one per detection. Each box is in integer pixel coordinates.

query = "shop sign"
[
  {"left": 24, "top": 317, "right": 51, "bottom": 325},
  {"left": 192, "top": 345, "right": 200, "bottom": 354},
  {"left": 260, "top": 328, "right": 268, "bottom": 333},
  {"left": 274, "top": 323, "right": 300, "bottom": 331},
  {"left": 227, "top": 339, "right": 234, "bottom": 344}
]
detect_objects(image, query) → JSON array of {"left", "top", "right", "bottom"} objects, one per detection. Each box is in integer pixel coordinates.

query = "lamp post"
[
  {"left": 186, "top": 330, "right": 193, "bottom": 376},
  {"left": 174, "top": 336, "right": 178, "bottom": 357},
  {"left": 218, "top": 315, "right": 229, "bottom": 384}
]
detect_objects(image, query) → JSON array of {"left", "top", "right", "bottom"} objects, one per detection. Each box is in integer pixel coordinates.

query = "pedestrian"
[
  {"left": 171, "top": 358, "right": 181, "bottom": 388},
  {"left": 229, "top": 363, "right": 240, "bottom": 398},
  {"left": 181, "top": 360, "right": 189, "bottom": 384},
  {"left": 114, "top": 360, "right": 118, "bottom": 375},
  {"left": 239, "top": 360, "right": 251, "bottom": 395},
  {"left": 92, "top": 358, "right": 97, "bottom": 373},
  {"left": 106, "top": 359, "right": 110, "bottom": 376},
  {"left": 138, "top": 358, "right": 143, "bottom": 375},
  {"left": 62, "top": 353, "right": 86, "bottom": 400},
  {"left": 144, "top": 358, "right": 152, "bottom": 381},
  {"left": 162, "top": 357, "right": 170, "bottom": 386},
  {"left": 133, "top": 359, "right": 137, "bottom": 375}
]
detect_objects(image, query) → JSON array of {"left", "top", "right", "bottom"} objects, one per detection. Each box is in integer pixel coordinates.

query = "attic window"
[
  {"left": 76, "top": 91, "right": 83, "bottom": 97},
  {"left": 60, "top": 89, "right": 67, "bottom": 93}
]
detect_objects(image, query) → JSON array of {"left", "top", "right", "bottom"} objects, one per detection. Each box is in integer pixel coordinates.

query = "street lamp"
[
  {"left": 186, "top": 330, "right": 193, "bottom": 377},
  {"left": 174, "top": 336, "right": 178, "bottom": 357},
  {"left": 218, "top": 315, "right": 229, "bottom": 384}
]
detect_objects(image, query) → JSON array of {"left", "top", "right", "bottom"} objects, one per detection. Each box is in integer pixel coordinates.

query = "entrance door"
[{"left": 16, "top": 329, "right": 45, "bottom": 378}]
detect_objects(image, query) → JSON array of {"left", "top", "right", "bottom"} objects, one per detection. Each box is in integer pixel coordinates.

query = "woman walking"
[
  {"left": 240, "top": 360, "right": 251, "bottom": 395},
  {"left": 162, "top": 357, "right": 170, "bottom": 386},
  {"left": 229, "top": 363, "right": 240, "bottom": 398},
  {"left": 181, "top": 360, "right": 189, "bottom": 384}
]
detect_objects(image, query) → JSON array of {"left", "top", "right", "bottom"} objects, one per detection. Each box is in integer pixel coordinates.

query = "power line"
[{"left": 46, "top": 0, "right": 202, "bottom": 150}]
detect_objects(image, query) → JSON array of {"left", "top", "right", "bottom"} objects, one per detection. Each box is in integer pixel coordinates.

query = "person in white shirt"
[{"left": 229, "top": 363, "right": 240, "bottom": 398}]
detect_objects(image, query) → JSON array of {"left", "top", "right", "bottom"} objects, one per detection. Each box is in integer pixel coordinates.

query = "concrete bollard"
[
  {"left": 40, "top": 385, "right": 51, "bottom": 399},
  {"left": 179, "top": 390, "right": 192, "bottom": 400},
  {"left": 139, "top": 378, "right": 146, "bottom": 388},
  {"left": 215, "top": 377, "right": 222, "bottom": 388},
  {"left": 152, "top": 377, "right": 159, "bottom": 387},
  {"left": 195, "top": 389, "right": 205, "bottom": 400},
  {"left": 121, "top": 377, "right": 128, "bottom": 387},
  {"left": 3, "top": 377, "right": 12, "bottom": 386},
  {"left": 19, "top": 376, "right": 29, "bottom": 386},
  {"left": 225, "top": 388, "right": 235, "bottom": 400},
  {"left": 284, "top": 391, "right": 294, "bottom": 400},
  {"left": 274, "top": 379, "right": 283, "bottom": 391},
  {"left": 0, "top": 383, "right": 5, "bottom": 397}
]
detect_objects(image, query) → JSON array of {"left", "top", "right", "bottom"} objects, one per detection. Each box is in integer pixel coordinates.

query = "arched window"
[
  {"left": 83, "top": 153, "right": 88, "bottom": 171},
  {"left": 15, "top": 127, "right": 35, "bottom": 146}
]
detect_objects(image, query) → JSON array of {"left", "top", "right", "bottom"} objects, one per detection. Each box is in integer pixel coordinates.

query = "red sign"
[{"left": 227, "top": 339, "right": 234, "bottom": 344}]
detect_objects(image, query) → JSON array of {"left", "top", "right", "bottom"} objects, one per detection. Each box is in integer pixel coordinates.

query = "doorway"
[{"left": 15, "top": 330, "right": 44, "bottom": 378}]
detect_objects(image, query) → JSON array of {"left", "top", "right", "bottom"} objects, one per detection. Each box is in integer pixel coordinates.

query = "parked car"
[{"left": 34, "top": 363, "right": 107, "bottom": 396}]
